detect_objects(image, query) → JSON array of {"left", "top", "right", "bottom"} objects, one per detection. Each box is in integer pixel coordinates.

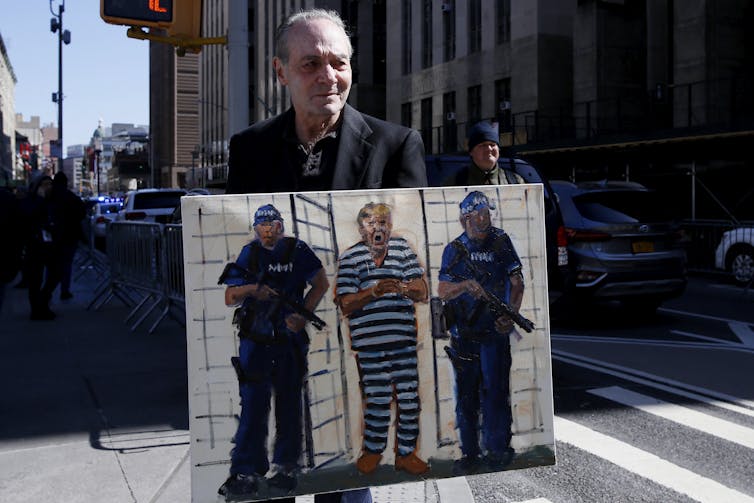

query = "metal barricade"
[
  {"left": 87, "top": 221, "right": 187, "bottom": 334},
  {"left": 74, "top": 217, "right": 110, "bottom": 285},
  {"left": 679, "top": 219, "right": 738, "bottom": 273},
  {"left": 147, "top": 224, "right": 186, "bottom": 333},
  {"left": 88, "top": 222, "right": 165, "bottom": 331}
]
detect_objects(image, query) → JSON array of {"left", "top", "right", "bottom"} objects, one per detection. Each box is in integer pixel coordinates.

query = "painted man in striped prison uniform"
[{"left": 335, "top": 202, "right": 430, "bottom": 476}]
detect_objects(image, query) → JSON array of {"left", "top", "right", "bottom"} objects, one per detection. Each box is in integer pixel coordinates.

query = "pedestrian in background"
[
  {"left": 12, "top": 183, "right": 30, "bottom": 289},
  {"left": 224, "top": 7, "right": 427, "bottom": 503},
  {"left": 20, "top": 175, "right": 59, "bottom": 320},
  {"left": 50, "top": 171, "right": 86, "bottom": 300},
  {"left": 0, "top": 178, "right": 23, "bottom": 313},
  {"left": 446, "top": 121, "right": 523, "bottom": 186}
]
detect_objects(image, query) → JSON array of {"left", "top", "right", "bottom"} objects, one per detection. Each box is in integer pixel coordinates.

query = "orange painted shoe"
[
  {"left": 356, "top": 452, "right": 382, "bottom": 474},
  {"left": 395, "top": 452, "right": 429, "bottom": 475}
]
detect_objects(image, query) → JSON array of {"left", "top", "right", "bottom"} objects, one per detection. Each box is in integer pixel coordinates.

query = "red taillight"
[
  {"left": 557, "top": 225, "right": 568, "bottom": 246},
  {"left": 95, "top": 216, "right": 109, "bottom": 224},
  {"left": 565, "top": 228, "right": 612, "bottom": 242},
  {"left": 125, "top": 211, "right": 147, "bottom": 220},
  {"left": 556, "top": 225, "right": 569, "bottom": 266}
]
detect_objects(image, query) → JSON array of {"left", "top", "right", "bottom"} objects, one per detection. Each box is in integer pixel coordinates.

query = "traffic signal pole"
[
  {"left": 51, "top": 0, "right": 69, "bottom": 172},
  {"left": 57, "top": 3, "right": 63, "bottom": 171}
]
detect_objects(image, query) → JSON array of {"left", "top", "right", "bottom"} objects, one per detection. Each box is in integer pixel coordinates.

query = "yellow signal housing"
[{"left": 100, "top": 0, "right": 201, "bottom": 39}]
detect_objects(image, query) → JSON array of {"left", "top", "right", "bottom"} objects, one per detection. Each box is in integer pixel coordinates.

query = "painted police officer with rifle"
[
  {"left": 437, "top": 190, "right": 530, "bottom": 476},
  {"left": 218, "top": 203, "right": 329, "bottom": 499}
]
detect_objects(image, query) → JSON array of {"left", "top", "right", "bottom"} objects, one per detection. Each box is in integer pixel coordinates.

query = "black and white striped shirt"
[{"left": 336, "top": 237, "right": 424, "bottom": 352}]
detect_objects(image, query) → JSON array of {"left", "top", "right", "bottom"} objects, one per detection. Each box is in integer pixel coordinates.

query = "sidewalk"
[
  {"left": 0, "top": 260, "right": 447, "bottom": 503},
  {"left": 0, "top": 264, "right": 190, "bottom": 503}
]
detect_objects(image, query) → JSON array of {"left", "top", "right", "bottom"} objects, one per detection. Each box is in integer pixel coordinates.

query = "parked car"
[
  {"left": 426, "top": 155, "right": 570, "bottom": 299},
  {"left": 117, "top": 188, "right": 187, "bottom": 224},
  {"left": 550, "top": 179, "right": 687, "bottom": 314},
  {"left": 88, "top": 197, "right": 123, "bottom": 249},
  {"left": 714, "top": 227, "right": 754, "bottom": 286}
]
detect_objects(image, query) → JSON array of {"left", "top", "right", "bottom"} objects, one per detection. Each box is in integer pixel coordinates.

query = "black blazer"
[{"left": 225, "top": 104, "right": 428, "bottom": 193}]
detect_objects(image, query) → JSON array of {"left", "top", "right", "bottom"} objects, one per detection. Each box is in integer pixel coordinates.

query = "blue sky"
[{"left": 1, "top": 0, "right": 149, "bottom": 152}]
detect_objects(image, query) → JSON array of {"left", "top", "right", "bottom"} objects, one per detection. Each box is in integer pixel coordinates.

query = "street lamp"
[
  {"left": 94, "top": 136, "right": 102, "bottom": 196},
  {"left": 50, "top": 0, "right": 70, "bottom": 170}
]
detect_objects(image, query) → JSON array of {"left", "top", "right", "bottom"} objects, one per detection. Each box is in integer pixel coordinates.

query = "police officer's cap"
[
  {"left": 253, "top": 204, "right": 283, "bottom": 225},
  {"left": 460, "top": 191, "right": 496, "bottom": 215}
]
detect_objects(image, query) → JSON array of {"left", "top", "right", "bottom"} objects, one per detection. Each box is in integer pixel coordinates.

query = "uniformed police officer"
[
  {"left": 437, "top": 191, "right": 525, "bottom": 475},
  {"left": 219, "top": 204, "right": 329, "bottom": 500}
]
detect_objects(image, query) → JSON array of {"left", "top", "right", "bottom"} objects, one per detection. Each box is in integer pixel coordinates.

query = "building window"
[
  {"left": 402, "top": 0, "right": 412, "bottom": 75},
  {"left": 468, "top": 0, "right": 482, "bottom": 53},
  {"left": 467, "top": 85, "right": 482, "bottom": 126},
  {"left": 443, "top": 91, "right": 457, "bottom": 152},
  {"left": 401, "top": 102, "right": 412, "bottom": 128},
  {"left": 495, "top": 78, "right": 512, "bottom": 131},
  {"left": 442, "top": 0, "right": 455, "bottom": 62},
  {"left": 421, "top": 97, "right": 433, "bottom": 153},
  {"left": 422, "top": 0, "right": 433, "bottom": 68},
  {"left": 496, "top": 0, "right": 511, "bottom": 44}
]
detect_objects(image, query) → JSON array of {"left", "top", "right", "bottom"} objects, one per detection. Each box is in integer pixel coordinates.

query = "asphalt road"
[{"left": 466, "top": 276, "right": 754, "bottom": 502}]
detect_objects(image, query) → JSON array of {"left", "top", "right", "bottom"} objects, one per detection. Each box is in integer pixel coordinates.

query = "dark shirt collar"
[{"left": 282, "top": 109, "right": 341, "bottom": 150}]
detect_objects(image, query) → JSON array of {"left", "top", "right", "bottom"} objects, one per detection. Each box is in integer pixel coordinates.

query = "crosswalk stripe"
[
  {"left": 552, "top": 350, "right": 754, "bottom": 418},
  {"left": 658, "top": 306, "right": 753, "bottom": 326},
  {"left": 589, "top": 386, "right": 754, "bottom": 450},
  {"left": 436, "top": 477, "right": 474, "bottom": 503},
  {"left": 730, "top": 321, "right": 754, "bottom": 347},
  {"left": 555, "top": 416, "right": 754, "bottom": 503}
]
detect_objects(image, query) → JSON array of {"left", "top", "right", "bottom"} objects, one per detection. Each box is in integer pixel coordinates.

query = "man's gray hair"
[{"left": 275, "top": 8, "right": 353, "bottom": 63}]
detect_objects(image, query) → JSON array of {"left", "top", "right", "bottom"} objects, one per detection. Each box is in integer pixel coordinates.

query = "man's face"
[
  {"left": 254, "top": 221, "right": 283, "bottom": 249},
  {"left": 274, "top": 18, "right": 352, "bottom": 124},
  {"left": 470, "top": 141, "right": 500, "bottom": 172},
  {"left": 359, "top": 210, "right": 392, "bottom": 253},
  {"left": 463, "top": 208, "right": 492, "bottom": 239}
]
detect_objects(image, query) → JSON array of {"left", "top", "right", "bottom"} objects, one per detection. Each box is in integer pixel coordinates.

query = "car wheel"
[{"left": 726, "top": 244, "right": 754, "bottom": 286}]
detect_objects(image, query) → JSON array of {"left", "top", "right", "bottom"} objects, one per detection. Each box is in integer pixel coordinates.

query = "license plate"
[{"left": 632, "top": 241, "right": 654, "bottom": 253}]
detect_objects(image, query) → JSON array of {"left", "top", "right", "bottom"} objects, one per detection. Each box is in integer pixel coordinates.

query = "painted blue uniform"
[
  {"left": 223, "top": 236, "right": 323, "bottom": 477},
  {"left": 335, "top": 237, "right": 423, "bottom": 457},
  {"left": 439, "top": 227, "right": 522, "bottom": 460}
]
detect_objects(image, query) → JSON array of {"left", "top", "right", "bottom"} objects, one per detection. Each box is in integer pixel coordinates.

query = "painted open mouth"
[{"left": 373, "top": 232, "right": 385, "bottom": 244}]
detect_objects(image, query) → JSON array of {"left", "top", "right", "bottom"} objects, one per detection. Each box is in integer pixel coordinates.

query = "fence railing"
[
  {"left": 678, "top": 220, "right": 753, "bottom": 283},
  {"left": 418, "top": 76, "right": 754, "bottom": 155},
  {"left": 88, "top": 221, "right": 185, "bottom": 334}
]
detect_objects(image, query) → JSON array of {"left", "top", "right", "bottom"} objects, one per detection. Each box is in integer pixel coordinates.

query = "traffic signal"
[{"left": 100, "top": 0, "right": 201, "bottom": 39}]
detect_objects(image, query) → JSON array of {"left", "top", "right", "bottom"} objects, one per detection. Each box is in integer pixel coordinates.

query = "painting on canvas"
[{"left": 182, "top": 185, "right": 556, "bottom": 502}]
